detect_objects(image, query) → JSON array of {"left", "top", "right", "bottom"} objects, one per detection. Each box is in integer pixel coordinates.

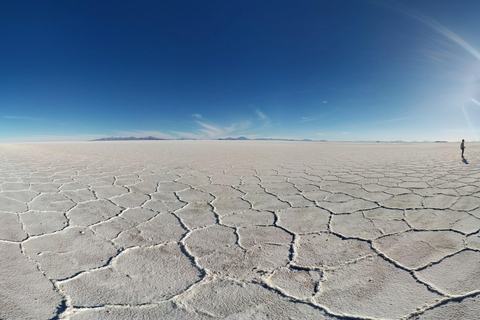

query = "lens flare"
[
  {"left": 371, "top": 1, "right": 480, "bottom": 62},
  {"left": 461, "top": 105, "right": 478, "bottom": 141}
]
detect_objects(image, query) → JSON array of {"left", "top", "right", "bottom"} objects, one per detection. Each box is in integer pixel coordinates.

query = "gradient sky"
[{"left": 1, "top": 0, "right": 480, "bottom": 142}]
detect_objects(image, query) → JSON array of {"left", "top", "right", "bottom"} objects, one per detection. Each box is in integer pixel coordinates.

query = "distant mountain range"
[
  {"left": 92, "top": 136, "right": 327, "bottom": 142},
  {"left": 218, "top": 136, "right": 326, "bottom": 142},
  {"left": 91, "top": 136, "right": 453, "bottom": 143}
]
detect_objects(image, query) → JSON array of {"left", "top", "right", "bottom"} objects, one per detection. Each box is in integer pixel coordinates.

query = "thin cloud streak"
[
  {"left": 3, "top": 116, "right": 47, "bottom": 121},
  {"left": 300, "top": 117, "right": 315, "bottom": 123},
  {"left": 255, "top": 110, "right": 266, "bottom": 120},
  {"left": 250, "top": 109, "right": 270, "bottom": 132},
  {"left": 197, "top": 121, "right": 223, "bottom": 135},
  {"left": 173, "top": 120, "right": 252, "bottom": 140}
]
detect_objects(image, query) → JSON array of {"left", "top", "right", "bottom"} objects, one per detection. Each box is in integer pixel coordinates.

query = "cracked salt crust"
[{"left": 1, "top": 141, "right": 480, "bottom": 319}]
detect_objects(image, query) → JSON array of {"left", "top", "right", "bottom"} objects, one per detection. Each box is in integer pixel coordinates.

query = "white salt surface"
[{"left": 0, "top": 141, "right": 479, "bottom": 319}]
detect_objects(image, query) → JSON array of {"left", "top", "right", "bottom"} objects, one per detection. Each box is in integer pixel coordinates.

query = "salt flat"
[{"left": 1, "top": 141, "right": 479, "bottom": 320}]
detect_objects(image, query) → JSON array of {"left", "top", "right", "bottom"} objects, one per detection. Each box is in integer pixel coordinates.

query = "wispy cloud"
[
  {"left": 3, "top": 110, "right": 275, "bottom": 143},
  {"left": 172, "top": 117, "right": 253, "bottom": 140},
  {"left": 225, "top": 121, "right": 251, "bottom": 133},
  {"left": 197, "top": 121, "right": 252, "bottom": 139},
  {"left": 300, "top": 116, "right": 315, "bottom": 123},
  {"left": 256, "top": 110, "right": 266, "bottom": 120},
  {"left": 253, "top": 109, "right": 271, "bottom": 130},
  {"left": 3, "top": 116, "right": 47, "bottom": 121},
  {"left": 196, "top": 121, "right": 225, "bottom": 139}
]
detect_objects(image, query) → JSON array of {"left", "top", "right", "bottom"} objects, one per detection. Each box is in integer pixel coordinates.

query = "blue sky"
[{"left": 1, "top": 0, "right": 480, "bottom": 142}]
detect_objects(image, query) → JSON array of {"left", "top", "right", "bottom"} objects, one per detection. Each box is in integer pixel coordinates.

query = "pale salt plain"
[{"left": 1, "top": 141, "right": 479, "bottom": 320}]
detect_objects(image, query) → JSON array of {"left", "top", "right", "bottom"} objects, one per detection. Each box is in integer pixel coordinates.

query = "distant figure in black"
[{"left": 460, "top": 139, "right": 465, "bottom": 158}]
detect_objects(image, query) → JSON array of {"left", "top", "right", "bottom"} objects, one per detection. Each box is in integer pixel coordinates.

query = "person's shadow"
[{"left": 462, "top": 158, "right": 469, "bottom": 164}]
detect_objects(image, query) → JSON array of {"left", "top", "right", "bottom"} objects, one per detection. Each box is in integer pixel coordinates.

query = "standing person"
[{"left": 460, "top": 139, "right": 465, "bottom": 158}]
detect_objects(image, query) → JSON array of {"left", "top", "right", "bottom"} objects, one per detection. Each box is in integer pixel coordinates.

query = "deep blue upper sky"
[{"left": 1, "top": 0, "right": 480, "bottom": 142}]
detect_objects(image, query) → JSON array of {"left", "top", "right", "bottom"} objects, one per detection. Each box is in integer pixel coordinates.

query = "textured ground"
[{"left": 1, "top": 141, "right": 479, "bottom": 320}]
